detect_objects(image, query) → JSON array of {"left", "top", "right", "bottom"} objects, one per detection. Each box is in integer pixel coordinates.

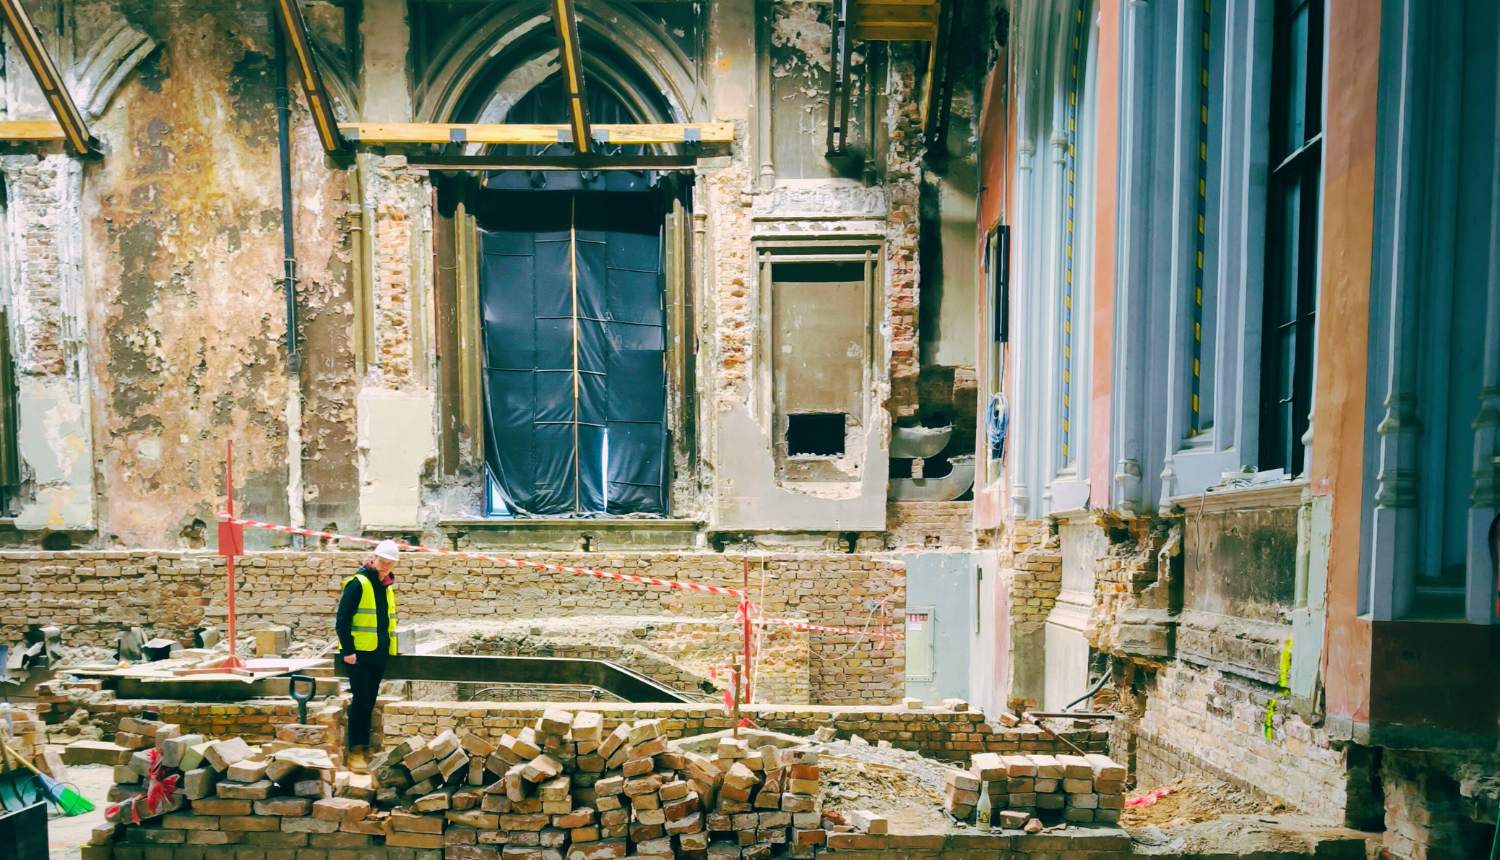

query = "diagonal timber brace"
[
  {"left": 0, "top": 0, "right": 97, "bottom": 155},
  {"left": 272, "top": 0, "right": 345, "bottom": 153},
  {"left": 551, "top": 0, "right": 594, "bottom": 154}
]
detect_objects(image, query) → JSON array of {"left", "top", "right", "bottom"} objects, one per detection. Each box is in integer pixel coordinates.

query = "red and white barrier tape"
[{"left": 218, "top": 514, "right": 902, "bottom": 640}]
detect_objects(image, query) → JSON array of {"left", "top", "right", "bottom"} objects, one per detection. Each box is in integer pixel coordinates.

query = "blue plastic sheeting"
[{"left": 477, "top": 189, "right": 667, "bottom": 517}]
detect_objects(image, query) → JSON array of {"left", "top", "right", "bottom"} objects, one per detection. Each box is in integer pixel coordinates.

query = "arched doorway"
[{"left": 435, "top": 8, "right": 693, "bottom": 518}]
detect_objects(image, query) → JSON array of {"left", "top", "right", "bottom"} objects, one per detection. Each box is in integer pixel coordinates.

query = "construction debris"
[
  {"left": 86, "top": 711, "right": 829, "bottom": 860},
  {"left": 1120, "top": 774, "right": 1287, "bottom": 829}
]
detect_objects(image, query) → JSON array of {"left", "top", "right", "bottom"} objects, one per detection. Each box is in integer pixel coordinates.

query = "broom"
[{"left": 0, "top": 739, "right": 94, "bottom": 815}]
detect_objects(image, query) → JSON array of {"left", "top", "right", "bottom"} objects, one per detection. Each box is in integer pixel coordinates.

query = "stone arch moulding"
[
  {"left": 68, "top": 17, "right": 157, "bottom": 121},
  {"left": 412, "top": 0, "right": 702, "bottom": 125},
  {"left": 309, "top": 38, "right": 359, "bottom": 121}
]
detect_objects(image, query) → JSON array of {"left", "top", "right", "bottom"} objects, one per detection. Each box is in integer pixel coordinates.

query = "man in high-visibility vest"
[{"left": 335, "top": 539, "right": 400, "bottom": 771}]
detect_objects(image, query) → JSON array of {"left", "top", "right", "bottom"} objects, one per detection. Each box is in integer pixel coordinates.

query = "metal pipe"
[
  {"left": 275, "top": 19, "right": 301, "bottom": 373},
  {"left": 1062, "top": 660, "right": 1112, "bottom": 712}
]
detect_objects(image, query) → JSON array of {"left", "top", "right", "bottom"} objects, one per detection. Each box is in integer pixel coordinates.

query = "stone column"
[
  {"left": 355, "top": 153, "right": 436, "bottom": 530},
  {"left": 1, "top": 154, "right": 95, "bottom": 530}
]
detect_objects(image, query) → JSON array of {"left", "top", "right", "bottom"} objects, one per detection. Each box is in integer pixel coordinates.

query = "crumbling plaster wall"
[
  {"left": 83, "top": 6, "right": 352, "bottom": 548},
  {"left": 356, "top": 153, "right": 435, "bottom": 531},
  {"left": 1, "top": 154, "right": 96, "bottom": 531},
  {"left": 1063, "top": 498, "right": 1373, "bottom": 826},
  {"left": 0, "top": 0, "right": 941, "bottom": 546}
]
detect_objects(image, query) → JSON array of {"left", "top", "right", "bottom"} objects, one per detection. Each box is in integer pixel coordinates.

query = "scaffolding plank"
[
  {"left": 341, "top": 122, "right": 734, "bottom": 145},
  {"left": 0, "top": 121, "right": 66, "bottom": 141}
]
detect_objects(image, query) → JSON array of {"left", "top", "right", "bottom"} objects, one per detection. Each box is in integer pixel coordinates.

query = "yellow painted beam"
[
  {"left": 0, "top": 0, "right": 97, "bottom": 154},
  {"left": 551, "top": 0, "right": 593, "bottom": 154},
  {"left": 0, "top": 120, "right": 66, "bottom": 141},
  {"left": 852, "top": 22, "right": 939, "bottom": 40},
  {"left": 273, "top": 0, "right": 344, "bottom": 153},
  {"left": 340, "top": 122, "right": 735, "bottom": 146}
]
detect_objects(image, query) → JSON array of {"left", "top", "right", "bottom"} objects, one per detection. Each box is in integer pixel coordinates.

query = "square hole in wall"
[{"left": 787, "top": 413, "right": 847, "bottom": 457}]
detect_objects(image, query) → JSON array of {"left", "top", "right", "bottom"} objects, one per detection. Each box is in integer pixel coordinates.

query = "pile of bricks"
[
  {"left": 944, "top": 753, "right": 1125, "bottom": 827},
  {"left": 93, "top": 709, "right": 828, "bottom": 860},
  {"left": 85, "top": 719, "right": 348, "bottom": 859},
  {"left": 0, "top": 705, "right": 66, "bottom": 780},
  {"left": 367, "top": 707, "right": 828, "bottom": 860},
  {"left": 0, "top": 704, "right": 46, "bottom": 771}
]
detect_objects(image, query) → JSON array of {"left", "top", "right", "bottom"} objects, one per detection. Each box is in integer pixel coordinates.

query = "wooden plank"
[
  {"left": 551, "top": 0, "right": 592, "bottom": 153},
  {"left": 0, "top": 120, "right": 66, "bottom": 141},
  {"left": 273, "top": 0, "right": 344, "bottom": 153},
  {"left": 340, "top": 122, "right": 735, "bottom": 145},
  {"left": 853, "top": 4, "right": 939, "bottom": 24},
  {"left": 852, "top": 22, "right": 938, "bottom": 40}
]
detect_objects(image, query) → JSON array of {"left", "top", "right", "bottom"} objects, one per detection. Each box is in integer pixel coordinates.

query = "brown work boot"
[{"left": 348, "top": 745, "right": 369, "bottom": 773}]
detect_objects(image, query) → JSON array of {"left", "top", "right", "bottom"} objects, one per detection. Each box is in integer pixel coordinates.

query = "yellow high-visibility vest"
[{"left": 343, "top": 573, "right": 397, "bottom": 654}]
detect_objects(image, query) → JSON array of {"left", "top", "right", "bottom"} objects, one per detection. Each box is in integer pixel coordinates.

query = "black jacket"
[{"left": 335, "top": 565, "right": 391, "bottom": 657}]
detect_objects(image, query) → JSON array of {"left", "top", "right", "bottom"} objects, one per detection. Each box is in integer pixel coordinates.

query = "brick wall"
[
  {"left": 379, "top": 702, "right": 1106, "bottom": 765},
  {"left": 1001, "top": 520, "right": 1060, "bottom": 627},
  {"left": 1381, "top": 749, "right": 1500, "bottom": 860},
  {"left": 36, "top": 696, "right": 343, "bottom": 747},
  {"left": 1133, "top": 663, "right": 1349, "bottom": 822},
  {"left": 885, "top": 502, "right": 973, "bottom": 550},
  {"left": 0, "top": 550, "right": 903, "bottom": 705}
]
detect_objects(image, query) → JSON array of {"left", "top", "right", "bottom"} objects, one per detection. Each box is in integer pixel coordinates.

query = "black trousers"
[{"left": 346, "top": 650, "right": 388, "bottom": 748}]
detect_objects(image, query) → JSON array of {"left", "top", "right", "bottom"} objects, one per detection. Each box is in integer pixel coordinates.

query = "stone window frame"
[
  {"left": 1113, "top": 0, "right": 1285, "bottom": 512},
  {"left": 1005, "top": 0, "right": 1098, "bottom": 519},
  {"left": 750, "top": 239, "right": 884, "bottom": 487},
  {"left": 1043, "top": 0, "right": 1101, "bottom": 518}
]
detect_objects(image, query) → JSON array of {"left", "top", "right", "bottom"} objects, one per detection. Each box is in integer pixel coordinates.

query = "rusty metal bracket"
[{"left": 826, "top": 0, "right": 854, "bottom": 156}]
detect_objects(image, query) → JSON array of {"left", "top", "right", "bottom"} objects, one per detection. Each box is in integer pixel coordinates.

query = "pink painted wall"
[{"left": 1314, "top": 0, "right": 1380, "bottom": 729}]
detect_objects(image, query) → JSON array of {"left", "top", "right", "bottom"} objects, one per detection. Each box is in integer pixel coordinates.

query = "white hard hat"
[{"left": 373, "top": 540, "right": 401, "bottom": 561}]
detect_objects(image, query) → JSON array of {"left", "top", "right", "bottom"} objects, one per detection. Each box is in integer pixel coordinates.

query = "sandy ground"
[
  {"left": 4, "top": 757, "right": 115, "bottom": 860},
  {"left": 1120, "top": 774, "right": 1286, "bottom": 829},
  {"left": 815, "top": 741, "right": 954, "bottom": 835}
]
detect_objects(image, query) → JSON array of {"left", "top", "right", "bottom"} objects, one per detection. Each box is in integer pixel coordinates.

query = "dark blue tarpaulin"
[{"left": 477, "top": 189, "right": 667, "bottom": 516}]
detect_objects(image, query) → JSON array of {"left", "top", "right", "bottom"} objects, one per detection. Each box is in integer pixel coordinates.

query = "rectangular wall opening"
[{"left": 786, "top": 413, "right": 847, "bottom": 457}]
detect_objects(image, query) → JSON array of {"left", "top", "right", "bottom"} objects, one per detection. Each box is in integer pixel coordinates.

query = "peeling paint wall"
[
  {"left": 84, "top": 11, "right": 308, "bottom": 548},
  {"left": 291, "top": 127, "right": 359, "bottom": 536}
]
